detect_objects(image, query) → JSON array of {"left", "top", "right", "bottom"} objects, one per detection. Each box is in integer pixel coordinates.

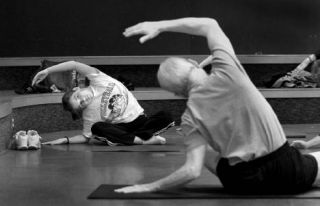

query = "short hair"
[
  {"left": 157, "top": 57, "right": 191, "bottom": 94},
  {"left": 62, "top": 90, "right": 82, "bottom": 120}
]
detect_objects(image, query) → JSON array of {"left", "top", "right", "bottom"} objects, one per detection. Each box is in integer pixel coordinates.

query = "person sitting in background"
[
  {"left": 265, "top": 50, "right": 320, "bottom": 88},
  {"left": 32, "top": 61, "right": 174, "bottom": 146}
]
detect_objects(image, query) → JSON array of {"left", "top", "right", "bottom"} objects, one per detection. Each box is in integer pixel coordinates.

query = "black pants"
[
  {"left": 91, "top": 111, "right": 173, "bottom": 145},
  {"left": 216, "top": 142, "right": 318, "bottom": 194}
]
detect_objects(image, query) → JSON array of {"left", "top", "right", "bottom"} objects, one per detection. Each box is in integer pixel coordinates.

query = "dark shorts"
[{"left": 216, "top": 142, "right": 318, "bottom": 194}]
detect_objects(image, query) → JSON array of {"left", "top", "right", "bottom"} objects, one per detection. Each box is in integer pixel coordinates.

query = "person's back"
[{"left": 182, "top": 49, "right": 286, "bottom": 165}]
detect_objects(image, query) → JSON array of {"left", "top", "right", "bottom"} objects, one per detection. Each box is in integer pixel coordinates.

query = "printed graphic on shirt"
[
  {"left": 108, "top": 94, "right": 127, "bottom": 119},
  {"left": 100, "top": 82, "right": 128, "bottom": 121}
]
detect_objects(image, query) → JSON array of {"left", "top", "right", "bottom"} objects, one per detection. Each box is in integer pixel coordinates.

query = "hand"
[
  {"left": 123, "top": 22, "right": 161, "bottom": 44},
  {"left": 290, "top": 140, "right": 309, "bottom": 149},
  {"left": 115, "top": 184, "right": 156, "bottom": 194},
  {"left": 42, "top": 138, "right": 66, "bottom": 145},
  {"left": 32, "top": 69, "right": 49, "bottom": 86}
]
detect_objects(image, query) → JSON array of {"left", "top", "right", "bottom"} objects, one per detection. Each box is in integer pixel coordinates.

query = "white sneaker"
[
  {"left": 27, "top": 130, "right": 41, "bottom": 150},
  {"left": 15, "top": 131, "right": 28, "bottom": 150}
]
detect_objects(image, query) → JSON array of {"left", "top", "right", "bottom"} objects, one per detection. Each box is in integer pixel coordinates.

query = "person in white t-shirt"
[
  {"left": 32, "top": 61, "right": 174, "bottom": 146},
  {"left": 115, "top": 17, "right": 320, "bottom": 194}
]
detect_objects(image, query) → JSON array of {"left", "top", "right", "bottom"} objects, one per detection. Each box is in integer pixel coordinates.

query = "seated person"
[
  {"left": 32, "top": 61, "right": 174, "bottom": 146},
  {"left": 114, "top": 17, "right": 320, "bottom": 195}
]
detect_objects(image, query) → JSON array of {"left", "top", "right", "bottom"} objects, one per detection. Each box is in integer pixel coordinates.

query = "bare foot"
[{"left": 143, "top": 135, "right": 166, "bottom": 145}]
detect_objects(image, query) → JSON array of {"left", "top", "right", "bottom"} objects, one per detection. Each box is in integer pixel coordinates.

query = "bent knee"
[{"left": 91, "top": 122, "right": 112, "bottom": 134}]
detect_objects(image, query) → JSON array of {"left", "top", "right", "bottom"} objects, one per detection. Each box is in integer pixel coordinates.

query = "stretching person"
[
  {"left": 115, "top": 17, "right": 320, "bottom": 194},
  {"left": 32, "top": 61, "right": 174, "bottom": 146}
]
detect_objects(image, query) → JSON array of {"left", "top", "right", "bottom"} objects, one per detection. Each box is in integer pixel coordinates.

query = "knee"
[{"left": 91, "top": 122, "right": 111, "bottom": 134}]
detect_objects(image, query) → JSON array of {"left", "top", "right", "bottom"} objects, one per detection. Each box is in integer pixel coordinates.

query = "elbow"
[
  {"left": 203, "top": 18, "right": 219, "bottom": 28},
  {"left": 198, "top": 18, "right": 220, "bottom": 35},
  {"left": 67, "top": 60, "right": 77, "bottom": 65},
  {"left": 66, "top": 60, "right": 80, "bottom": 71},
  {"left": 208, "top": 19, "right": 220, "bottom": 32}
]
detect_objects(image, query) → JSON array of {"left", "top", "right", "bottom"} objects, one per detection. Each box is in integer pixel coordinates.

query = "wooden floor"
[{"left": 1, "top": 125, "right": 320, "bottom": 206}]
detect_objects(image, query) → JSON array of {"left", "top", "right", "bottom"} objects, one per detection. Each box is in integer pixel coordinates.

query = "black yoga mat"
[
  {"left": 88, "top": 184, "right": 320, "bottom": 199},
  {"left": 91, "top": 145, "right": 184, "bottom": 152},
  {"left": 90, "top": 136, "right": 304, "bottom": 152},
  {"left": 286, "top": 135, "right": 306, "bottom": 139}
]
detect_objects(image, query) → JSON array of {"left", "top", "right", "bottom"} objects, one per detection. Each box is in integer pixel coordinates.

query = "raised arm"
[
  {"left": 123, "top": 17, "right": 234, "bottom": 54},
  {"left": 32, "top": 61, "right": 98, "bottom": 86}
]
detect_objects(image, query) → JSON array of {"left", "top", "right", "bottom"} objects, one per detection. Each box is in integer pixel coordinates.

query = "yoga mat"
[
  {"left": 88, "top": 184, "right": 320, "bottom": 199},
  {"left": 91, "top": 145, "right": 184, "bottom": 152}
]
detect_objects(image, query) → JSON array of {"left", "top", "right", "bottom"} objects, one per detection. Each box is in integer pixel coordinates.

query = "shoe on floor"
[
  {"left": 15, "top": 131, "right": 28, "bottom": 150},
  {"left": 27, "top": 130, "right": 41, "bottom": 150}
]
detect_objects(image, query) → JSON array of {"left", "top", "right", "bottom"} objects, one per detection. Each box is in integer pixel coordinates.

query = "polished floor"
[{"left": 1, "top": 125, "right": 320, "bottom": 206}]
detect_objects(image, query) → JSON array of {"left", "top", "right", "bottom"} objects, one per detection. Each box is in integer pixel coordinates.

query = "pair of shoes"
[
  {"left": 15, "top": 130, "right": 41, "bottom": 150},
  {"left": 153, "top": 121, "right": 175, "bottom": 136}
]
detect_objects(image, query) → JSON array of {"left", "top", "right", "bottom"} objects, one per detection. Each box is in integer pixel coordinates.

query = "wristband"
[{"left": 64, "top": 136, "right": 70, "bottom": 144}]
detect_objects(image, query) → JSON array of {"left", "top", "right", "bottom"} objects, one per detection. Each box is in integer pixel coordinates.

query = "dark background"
[{"left": 1, "top": 0, "right": 319, "bottom": 57}]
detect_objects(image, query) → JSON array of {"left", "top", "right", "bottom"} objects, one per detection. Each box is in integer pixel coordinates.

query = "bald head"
[{"left": 157, "top": 57, "right": 194, "bottom": 96}]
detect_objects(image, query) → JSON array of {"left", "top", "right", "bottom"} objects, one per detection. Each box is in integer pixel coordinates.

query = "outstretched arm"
[
  {"left": 115, "top": 130, "right": 207, "bottom": 193},
  {"left": 42, "top": 134, "right": 89, "bottom": 145},
  {"left": 291, "top": 135, "right": 320, "bottom": 149},
  {"left": 32, "top": 61, "right": 98, "bottom": 86},
  {"left": 123, "top": 17, "right": 234, "bottom": 54},
  {"left": 43, "top": 120, "right": 95, "bottom": 145}
]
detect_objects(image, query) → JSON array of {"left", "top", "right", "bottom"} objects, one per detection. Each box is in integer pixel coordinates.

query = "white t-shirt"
[
  {"left": 82, "top": 70, "right": 144, "bottom": 138},
  {"left": 181, "top": 48, "right": 286, "bottom": 165}
]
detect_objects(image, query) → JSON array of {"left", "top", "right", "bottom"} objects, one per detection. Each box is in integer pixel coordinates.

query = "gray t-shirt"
[{"left": 181, "top": 48, "right": 286, "bottom": 165}]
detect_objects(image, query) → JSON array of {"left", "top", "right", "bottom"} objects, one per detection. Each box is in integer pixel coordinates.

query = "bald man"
[{"left": 115, "top": 17, "right": 320, "bottom": 194}]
